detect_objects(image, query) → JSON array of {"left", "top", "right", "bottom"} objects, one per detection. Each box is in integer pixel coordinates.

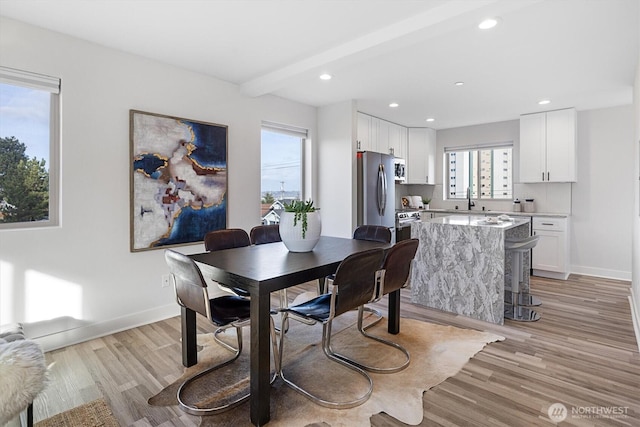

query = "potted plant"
[
  {"left": 279, "top": 200, "right": 321, "bottom": 252},
  {"left": 422, "top": 197, "right": 431, "bottom": 210}
]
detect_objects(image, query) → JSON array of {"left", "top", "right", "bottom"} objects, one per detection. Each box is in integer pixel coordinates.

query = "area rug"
[
  {"left": 35, "top": 398, "right": 120, "bottom": 427},
  {"left": 148, "top": 313, "right": 504, "bottom": 427}
]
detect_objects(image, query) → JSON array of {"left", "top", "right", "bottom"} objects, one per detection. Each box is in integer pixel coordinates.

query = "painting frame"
[{"left": 129, "top": 110, "right": 228, "bottom": 252}]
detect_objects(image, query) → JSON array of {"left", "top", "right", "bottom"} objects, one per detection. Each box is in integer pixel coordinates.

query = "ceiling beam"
[{"left": 239, "top": 0, "right": 502, "bottom": 97}]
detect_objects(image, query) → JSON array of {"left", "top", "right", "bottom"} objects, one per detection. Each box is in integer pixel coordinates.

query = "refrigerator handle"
[{"left": 378, "top": 163, "right": 387, "bottom": 216}]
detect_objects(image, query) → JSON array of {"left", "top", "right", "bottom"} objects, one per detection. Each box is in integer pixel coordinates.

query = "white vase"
[{"left": 279, "top": 211, "right": 321, "bottom": 252}]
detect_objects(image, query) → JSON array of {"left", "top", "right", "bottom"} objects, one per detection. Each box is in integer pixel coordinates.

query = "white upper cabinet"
[
  {"left": 519, "top": 108, "right": 577, "bottom": 183},
  {"left": 407, "top": 127, "right": 436, "bottom": 184},
  {"left": 388, "top": 123, "right": 406, "bottom": 158},
  {"left": 357, "top": 112, "right": 378, "bottom": 152},
  {"left": 356, "top": 112, "right": 407, "bottom": 157}
]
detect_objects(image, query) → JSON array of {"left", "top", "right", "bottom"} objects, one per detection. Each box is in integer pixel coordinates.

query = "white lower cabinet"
[{"left": 532, "top": 216, "right": 570, "bottom": 280}]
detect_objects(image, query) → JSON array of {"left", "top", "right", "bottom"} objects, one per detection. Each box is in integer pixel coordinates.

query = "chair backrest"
[
  {"left": 353, "top": 225, "right": 392, "bottom": 244},
  {"left": 332, "top": 248, "right": 385, "bottom": 317},
  {"left": 204, "top": 228, "right": 251, "bottom": 251},
  {"left": 164, "top": 249, "right": 209, "bottom": 318},
  {"left": 250, "top": 224, "right": 282, "bottom": 245},
  {"left": 380, "top": 239, "right": 419, "bottom": 296}
]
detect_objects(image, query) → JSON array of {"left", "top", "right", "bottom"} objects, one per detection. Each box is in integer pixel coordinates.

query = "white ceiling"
[{"left": 1, "top": 0, "right": 638, "bottom": 129}]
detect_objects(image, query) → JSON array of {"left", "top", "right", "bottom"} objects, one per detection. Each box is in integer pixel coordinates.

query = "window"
[
  {"left": 0, "top": 67, "right": 60, "bottom": 228},
  {"left": 446, "top": 144, "right": 513, "bottom": 200},
  {"left": 260, "top": 121, "right": 307, "bottom": 224}
]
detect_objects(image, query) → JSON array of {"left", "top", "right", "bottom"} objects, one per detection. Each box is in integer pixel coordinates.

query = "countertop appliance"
[
  {"left": 357, "top": 151, "right": 395, "bottom": 241},
  {"left": 394, "top": 158, "right": 406, "bottom": 183}
]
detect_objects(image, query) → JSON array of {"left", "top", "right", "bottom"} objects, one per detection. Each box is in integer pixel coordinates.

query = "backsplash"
[{"left": 427, "top": 182, "right": 572, "bottom": 214}]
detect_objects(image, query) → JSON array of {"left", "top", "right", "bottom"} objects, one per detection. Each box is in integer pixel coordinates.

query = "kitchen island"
[{"left": 409, "top": 215, "right": 530, "bottom": 324}]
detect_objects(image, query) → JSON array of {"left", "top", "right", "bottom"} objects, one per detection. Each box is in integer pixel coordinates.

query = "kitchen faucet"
[{"left": 467, "top": 187, "right": 475, "bottom": 210}]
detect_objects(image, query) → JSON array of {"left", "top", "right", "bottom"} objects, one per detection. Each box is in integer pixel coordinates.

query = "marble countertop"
[
  {"left": 421, "top": 214, "right": 530, "bottom": 230},
  {"left": 421, "top": 208, "right": 569, "bottom": 218}
]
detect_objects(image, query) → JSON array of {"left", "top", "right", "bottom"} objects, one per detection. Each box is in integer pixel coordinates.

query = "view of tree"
[
  {"left": 0, "top": 136, "right": 49, "bottom": 222},
  {"left": 262, "top": 192, "right": 275, "bottom": 204}
]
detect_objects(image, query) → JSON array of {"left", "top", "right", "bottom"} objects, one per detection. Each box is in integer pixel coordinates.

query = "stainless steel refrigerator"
[{"left": 357, "top": 151, "right": 396, "bottom": 242}]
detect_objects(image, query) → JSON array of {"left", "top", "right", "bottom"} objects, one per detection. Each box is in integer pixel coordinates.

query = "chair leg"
[
  {"left": 277, "top": 312, "right": 373, "bottom": 409},
  {"left": 177, "top": 320, "right": 279, "bottom": 416},
  {"left": 329, "top": 306, "right": 410, "bottom": 374}
]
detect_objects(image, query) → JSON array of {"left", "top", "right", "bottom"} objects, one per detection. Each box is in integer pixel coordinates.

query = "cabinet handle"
[
  {"left": 541, "top": 222, "right": 554, "bottom": 226},
  {"left": 547, "top": 172, "right": 550, "bottom": 181},
  {"left": 357, "top": 141, "right": 361, "bottom": 150},
  {"left": 542, "top": 172, "right": 545, "bottom": 181}
]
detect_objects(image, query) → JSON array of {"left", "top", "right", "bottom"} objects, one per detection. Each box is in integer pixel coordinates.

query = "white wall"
[
  {"left": 317, "top": 101, "right": 357, "bottom": 238},
  {"left": 0, "top": 17, "right": 317, "bottom": 350},
  {"left": 571, "top": 106, "right": 635, "bottom": 280},
  {"left": 631, "top": 27, "right": 640, "bottom": 349}
]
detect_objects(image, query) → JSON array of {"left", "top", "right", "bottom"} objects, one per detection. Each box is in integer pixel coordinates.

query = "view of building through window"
[
  {"left": 260, "top": 128, "right": 302, "bottom": 224},
  {"left": 0, "top": 82, "right": 54, "bottom": 224},
  {"left": 447, "top": 146, "right": 513, "bottom": 200}
]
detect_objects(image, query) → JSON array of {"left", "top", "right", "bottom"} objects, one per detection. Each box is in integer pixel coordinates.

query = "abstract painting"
[{"left": 129, "top": 110, "right": 227, "bottom": 252}]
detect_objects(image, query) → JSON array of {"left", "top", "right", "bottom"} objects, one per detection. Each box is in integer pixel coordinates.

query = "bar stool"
[{"left": 504, "top": 235, "right": 541, "bottom": 322}]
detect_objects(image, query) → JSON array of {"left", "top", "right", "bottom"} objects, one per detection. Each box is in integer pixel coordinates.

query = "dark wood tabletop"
[{"left": 187, "top": 235, "right": 393, "bottom": 426}]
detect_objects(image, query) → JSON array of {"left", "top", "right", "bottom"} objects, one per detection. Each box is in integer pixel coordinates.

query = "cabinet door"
[
  {"left": 546, "top": 108, "right": 576, "bottom": 182},
  {"left": 532, "top": 230, "right": 566, "bottom": 273},
  {"left": 519, "top": 112, "right": 546, "bottom": 182},
  {"left": 356, "top": 112, "right": 371, "bottom": 151},
  {"left": 378, "top": 119, "right": 390, "bottom": 155},
  {"left": 388, "top": 123, "right": 402, "bottom": 157},
  {"left": 407, "top": 128, "right": 427, "bottom": 184},
  {"left": 406, "top": 128, "right": 436, "bottom": 184},
  {"left": 369, "top": 116, "right": 380, "bottom": 153}
]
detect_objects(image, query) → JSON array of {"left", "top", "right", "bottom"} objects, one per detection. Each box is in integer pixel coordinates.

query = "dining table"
[{"left": 187, "top": 235, "right": 396, "bottom": 426}]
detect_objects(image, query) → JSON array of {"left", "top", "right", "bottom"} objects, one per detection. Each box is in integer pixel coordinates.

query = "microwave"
[{"left": 394, "top": 158, "right": 406, "bottom": 183}]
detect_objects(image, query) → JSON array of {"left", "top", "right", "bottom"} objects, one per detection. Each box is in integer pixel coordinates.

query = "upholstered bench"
[{"left": 0, "top": 324, "right": 47, "bottom": 427}]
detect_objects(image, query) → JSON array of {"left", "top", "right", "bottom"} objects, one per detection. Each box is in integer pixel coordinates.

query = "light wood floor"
[{"left": 31, "top": 274, "right": 639, "bottom": 426}]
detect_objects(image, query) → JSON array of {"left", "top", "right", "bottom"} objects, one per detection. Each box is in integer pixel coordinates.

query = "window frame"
[
  {"left": 445, "top": 143, "right": 513, "bottom": 201},
  {"left": 260, "top": 121, "right": 308, "bottom": 223},
  {"left": 0, "top": 66, "right": 61, "bottom": 230}
]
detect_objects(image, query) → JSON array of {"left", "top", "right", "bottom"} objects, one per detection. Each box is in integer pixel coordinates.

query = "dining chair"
[
  {"left": 249, "top": 224, "right": 315, "bottom": 329},
  {"left": 353, "top": 224, "right": 392, "bottom": 244},
  {"left": 203, "top": 228, "right": 252, "bottom": 298},
  {"left": 277, "top": 248, "right": 385, "bottom": 409},
  {"left": 350, "top": 224, "right": 393, "bottom": 321},
  {"left": 351, "top": 238, "right": 419, "bottom": 373},
  {"left": 249, "top": 224, "right": 281, "bottom": 245},
  {"left": 164, "top": 249, "right": 279, "bottom": 416}
]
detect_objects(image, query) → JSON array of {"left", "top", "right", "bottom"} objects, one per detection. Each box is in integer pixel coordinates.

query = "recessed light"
[
  {"left": 389, "top": 102, "right": 399, "bottom": 108},
  {"left": 319, "top": 73, "right": 332, "bottom": 80},
  {"left": 478, "top": 18, "right": 499, "bottom": 30},
  {"left": 454, "top": 81, "right": 464, "bottom": 86},
  {"left": 538, "top": 99, "right": 551, "bottom": 105},
  {"left": 426, "top": 118, "right": 435, "bottom": 122}
]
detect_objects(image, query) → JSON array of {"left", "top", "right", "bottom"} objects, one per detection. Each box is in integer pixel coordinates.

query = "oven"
[{"left": 395, "top": 210, "right": 421, "bottom": 241}]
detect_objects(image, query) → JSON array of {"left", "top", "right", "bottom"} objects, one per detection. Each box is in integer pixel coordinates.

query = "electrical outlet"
[{"left": 162, "top": 274, "right": 171, "bottom": 288}]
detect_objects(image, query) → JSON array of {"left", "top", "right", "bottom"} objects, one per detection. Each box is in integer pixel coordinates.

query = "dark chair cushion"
[
  {"left": 285, "top": 294, "right": 333, "bottom": 322},
  {"left": 209, "top": 295, "right": 252, "bottom": 326}
]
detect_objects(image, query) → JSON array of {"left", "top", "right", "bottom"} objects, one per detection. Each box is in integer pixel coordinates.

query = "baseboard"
[
  {"left": 532, "top": 269, "right": 570, "bottom": 280},
  {"left": 629, "top": 288, "right": 640, "bottom": 353},
  {"left": 32, "top": 303, "right": 179, "bottom": 352},
  {"left": 569, "top": 265, "right": 632, "bottom": 281}
]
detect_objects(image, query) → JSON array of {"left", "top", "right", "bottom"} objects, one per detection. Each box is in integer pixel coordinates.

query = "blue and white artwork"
[{"left": 130, "top": 110, "right": 227, "bottom": 251}]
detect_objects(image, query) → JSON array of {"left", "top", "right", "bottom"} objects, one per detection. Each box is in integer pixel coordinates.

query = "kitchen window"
[
  {"left": 0, "top": 67, "right": 60, "bottom": 229},
  {"left": 260, "top": 121, "right": 308, "bottom": 224},
  {"left": 445, "top": 144, "right": 513, "bottom": 200}
]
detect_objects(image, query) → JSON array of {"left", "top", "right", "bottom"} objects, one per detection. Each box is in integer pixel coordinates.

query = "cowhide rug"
[{"left": 148, "top": 311, "right": 504, "bottom": 427}]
